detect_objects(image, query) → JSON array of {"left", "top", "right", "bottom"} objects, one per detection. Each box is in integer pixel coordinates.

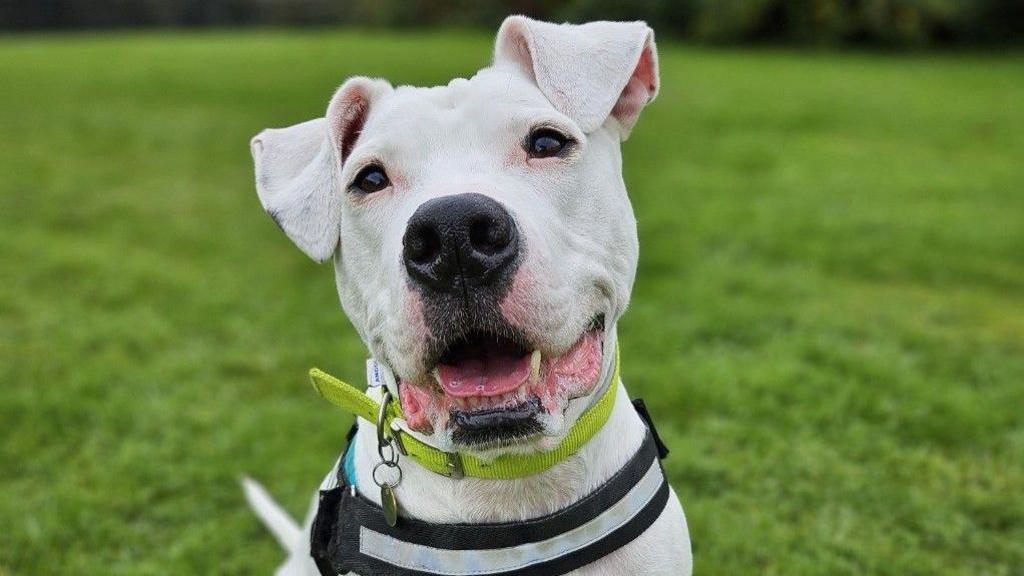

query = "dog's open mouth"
[{"left": 399, "top": 316, "right": 606, "bottom": 445}]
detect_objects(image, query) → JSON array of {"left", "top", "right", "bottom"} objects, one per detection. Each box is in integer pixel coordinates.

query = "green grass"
[{"left": 1, "top": 30, "right": 1022, "bottom": 575}]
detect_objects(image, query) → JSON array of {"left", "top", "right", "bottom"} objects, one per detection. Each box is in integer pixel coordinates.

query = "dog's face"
[{"left": 252, "top": 17, "right": 658, "bottom": 454}]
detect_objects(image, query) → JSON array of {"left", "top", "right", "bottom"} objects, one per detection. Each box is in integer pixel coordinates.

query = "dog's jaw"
[{"left": 396, "top": 322, "right": 605, "bottom": 446}]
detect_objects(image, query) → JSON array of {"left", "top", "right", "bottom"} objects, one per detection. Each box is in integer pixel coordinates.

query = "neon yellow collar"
[{"left": 309, "top": 345, "right": 619, "bottom": 480}]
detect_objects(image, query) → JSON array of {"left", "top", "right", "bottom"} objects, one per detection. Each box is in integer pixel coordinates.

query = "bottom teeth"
[{"left": 452, "top": 381, "right": 532, "bottom": 412}]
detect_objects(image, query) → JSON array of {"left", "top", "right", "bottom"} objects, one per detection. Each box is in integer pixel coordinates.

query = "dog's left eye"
[
  {"left": 351, "top": 165, "right": 390, "bottom": 194},
  {"left": 526, "top": 128, "right": 571, "bottom": 158}
]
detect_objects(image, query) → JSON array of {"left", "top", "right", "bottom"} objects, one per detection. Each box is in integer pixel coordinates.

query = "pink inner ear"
[
  {"left": 611, "top": 44, "right": 657, "bottom": 127},
  {"left": 330, "top": 88, "right": 371, "bottom": 162}
]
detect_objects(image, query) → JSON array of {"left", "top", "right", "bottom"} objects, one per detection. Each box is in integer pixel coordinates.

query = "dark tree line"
[{"left": 2, "top": 0, "right": 1021, "bottom": 46}]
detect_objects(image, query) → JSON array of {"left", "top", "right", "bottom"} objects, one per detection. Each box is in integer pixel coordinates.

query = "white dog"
[{"left": 244, "top": 16, "right": 693, "bottom": 576}]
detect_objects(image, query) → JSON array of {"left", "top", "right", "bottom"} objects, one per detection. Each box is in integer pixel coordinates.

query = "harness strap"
[
  {"left": 308, "top": 345, "right": 621, "bottom": 480},
  {"left": 311, "top": 428, "right": 669, "bottom": 576}
]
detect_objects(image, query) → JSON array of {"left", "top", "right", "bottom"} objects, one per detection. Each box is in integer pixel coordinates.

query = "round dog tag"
[{"left": 381, "top": 483, "right": 399, "bottom": 527}]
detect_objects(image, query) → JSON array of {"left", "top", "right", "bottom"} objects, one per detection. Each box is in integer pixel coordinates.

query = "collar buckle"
[{"left": 445, "top": 451, "right": 464, "bottom": 479}]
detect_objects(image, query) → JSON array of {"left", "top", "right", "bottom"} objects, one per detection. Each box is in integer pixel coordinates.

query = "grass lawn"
[{"left": 1, "top": 30, "right": 1022, "bottom": 575}]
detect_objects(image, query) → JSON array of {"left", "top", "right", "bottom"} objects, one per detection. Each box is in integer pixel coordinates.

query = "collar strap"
[
  {"left": 311, "top": 428, "right": 669, "bottom": 576},
  {"left": 308, "top": 344, "right": 620, "bottom": 480}
]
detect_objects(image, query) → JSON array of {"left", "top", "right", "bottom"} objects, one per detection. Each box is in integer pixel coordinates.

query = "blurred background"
[
  {"left": 3, "top": 0, "right": 1024, "bottom": 46},
  {"left": 1, "top": 2, "right": 1022, "bottom": 575}
]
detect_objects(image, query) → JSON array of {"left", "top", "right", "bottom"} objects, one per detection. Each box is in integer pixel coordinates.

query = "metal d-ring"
[
  {"left": 372, "top": 460, "right": 403, "bottom": 488},
  {"left": 377, "top": 390, "right": 399, "bottom": 465},
  {"left": 374, "top": 390, "right": 404, "bottom": 527}
]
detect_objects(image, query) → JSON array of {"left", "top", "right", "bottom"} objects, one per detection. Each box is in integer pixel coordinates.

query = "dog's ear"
[
  {"left": 494, "top": 16, "right": 659, "bottom": 139},
  {"left": 250, "top": 77, "right": 392, "bottom": 261}
]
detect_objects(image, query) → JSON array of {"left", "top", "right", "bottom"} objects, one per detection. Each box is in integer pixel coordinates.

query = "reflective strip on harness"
[
  {"left": 311, "top": 425, "right": 671, "bottom": 576},
  {"left": 357, "top": 458, "right": 664, "bottom": 575}
]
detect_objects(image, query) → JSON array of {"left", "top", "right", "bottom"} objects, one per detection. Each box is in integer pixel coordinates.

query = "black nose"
[{"left": 403, "top": 193, "right": 519, "bottom": 292}]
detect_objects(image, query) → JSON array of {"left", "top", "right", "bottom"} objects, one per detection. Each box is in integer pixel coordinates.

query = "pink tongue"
[{"left": 436, "top": 353, "right": 532, "bottom": 397}]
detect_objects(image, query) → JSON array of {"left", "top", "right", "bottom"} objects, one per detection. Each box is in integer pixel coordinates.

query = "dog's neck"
[{"left": 349, "top": 376, "right": 647, "bottom": 524}]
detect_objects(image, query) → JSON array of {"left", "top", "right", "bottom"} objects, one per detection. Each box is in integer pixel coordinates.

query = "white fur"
[{"left": 246, "top": 15, "right": 691, "bottom": 575}]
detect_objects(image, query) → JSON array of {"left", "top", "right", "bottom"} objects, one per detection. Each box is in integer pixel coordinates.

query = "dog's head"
[{"left": 251, "top": 17, "right": 659, "bottom": 454}]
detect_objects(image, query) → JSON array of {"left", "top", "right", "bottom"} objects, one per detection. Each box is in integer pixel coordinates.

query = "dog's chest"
[{"left": 310, "top": 423, "right": 691, "bottom": 576}]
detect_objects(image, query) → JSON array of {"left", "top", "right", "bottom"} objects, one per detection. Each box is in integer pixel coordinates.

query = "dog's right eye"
[
  {"left": 351, "top": 165, "right": 390, "bottom": 194},
  {"left": 526, "top": 128, "right": 571, "bottom": 158}
]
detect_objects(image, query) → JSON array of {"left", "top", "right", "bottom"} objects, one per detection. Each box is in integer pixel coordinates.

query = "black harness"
[{"left": 311, "top": 399, "right": 670, "bottom": 576}]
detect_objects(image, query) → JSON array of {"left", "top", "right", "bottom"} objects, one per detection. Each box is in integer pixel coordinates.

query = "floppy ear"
[
  {"left": 250, "top": 77, "right": 392, "bottom": 261},
  {"left": 494, "top": 16, "right": 659, "bottom": 139}
]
